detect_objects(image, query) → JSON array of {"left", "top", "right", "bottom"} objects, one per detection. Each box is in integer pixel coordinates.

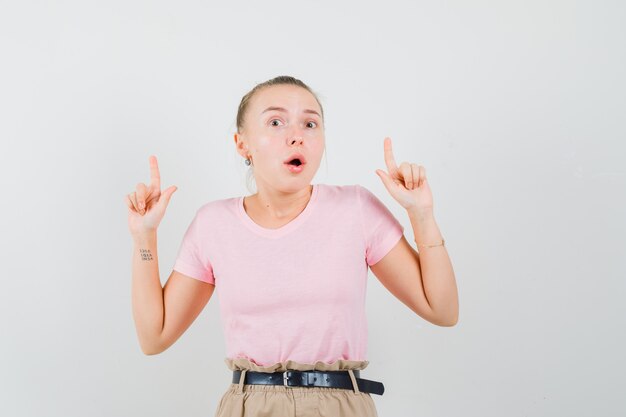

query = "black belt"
[{"left": 232, "top": 369, "right": 385, "bottom": 395}]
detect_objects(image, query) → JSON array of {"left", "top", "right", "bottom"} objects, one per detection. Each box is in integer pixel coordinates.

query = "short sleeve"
[
  {"left": 357, "top": 185, "right": 405, "bottom": 266},
  {"left": 173, "top": 210, "right": 215, "bottom": 285}
]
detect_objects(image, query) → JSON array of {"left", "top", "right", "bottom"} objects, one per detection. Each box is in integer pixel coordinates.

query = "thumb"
[
  {"left": 159, "top": 185, "right": 178, "bottom": 207},
  {"left": 375, "top": 169, "right": 396, "bottom": 194}
]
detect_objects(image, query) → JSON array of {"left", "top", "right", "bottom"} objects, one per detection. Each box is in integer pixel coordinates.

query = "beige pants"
[{"left": 214, "top": 358, "right": 379, "bottom": 417}]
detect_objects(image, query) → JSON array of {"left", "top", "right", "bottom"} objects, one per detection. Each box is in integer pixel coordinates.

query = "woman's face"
[{"left": 235, "top": 84, "right": 325, "bottom": 193}]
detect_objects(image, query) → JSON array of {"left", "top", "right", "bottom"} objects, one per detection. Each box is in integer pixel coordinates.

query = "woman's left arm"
[
  {"left": 408, "top": 208, "right": 458, "bottom": 325},
  {"left": 372, "top": 137, "right": 459, "bottom": 326}
]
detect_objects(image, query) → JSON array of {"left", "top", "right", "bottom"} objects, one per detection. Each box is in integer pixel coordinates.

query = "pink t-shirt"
[{"left": 172, "top": 183, "right": 404, "bottom": 367}]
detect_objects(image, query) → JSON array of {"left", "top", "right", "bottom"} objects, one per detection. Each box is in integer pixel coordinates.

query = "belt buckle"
[{"left": 282, "top": 370, "right": 293, "bottom": 388}]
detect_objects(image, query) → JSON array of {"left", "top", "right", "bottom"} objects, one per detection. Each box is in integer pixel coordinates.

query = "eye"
[
  {"left": 269, "top": 119, "right": 283, "bottom": 127},
  {"left": 307, "top": 121, "right": 317, "bottom": 128}
]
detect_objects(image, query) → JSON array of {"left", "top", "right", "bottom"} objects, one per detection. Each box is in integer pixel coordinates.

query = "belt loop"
[
  {"left": 237, "top": 369, "right": 247, "bottom": 394},
  {"left": 347, "top": 369, "right": 360, "bottom": 394}
]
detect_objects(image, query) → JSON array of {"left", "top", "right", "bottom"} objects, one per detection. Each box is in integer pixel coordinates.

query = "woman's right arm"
[
  {"left": 127, "top": 155, "right": 214, "bottom": 355},
  {"left": 131, "top": 230, "right": 215, "bottom": 355},
  {"left": 131, "top": 230, "right": 164, "bottom": 354}
]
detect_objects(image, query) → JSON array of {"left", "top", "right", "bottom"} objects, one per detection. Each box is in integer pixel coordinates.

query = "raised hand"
[
  {"left": 125, "top": 155, "right": 178, "bottom": 236},
  {"left": 375, "top": 137, "right": 434, "bottom": 212}
]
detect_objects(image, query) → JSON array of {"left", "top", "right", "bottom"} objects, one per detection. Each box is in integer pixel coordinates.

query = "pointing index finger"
[
  {"left": 149, "top": 155, "right": 161, "bottom": 191},
  {"left": 383, "top": 137, "right": 398, "bottom": 174}
]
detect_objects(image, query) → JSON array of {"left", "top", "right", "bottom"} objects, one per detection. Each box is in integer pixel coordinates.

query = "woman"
[{"left": 126, "top": 75, "right": 458, "bottom": 417}]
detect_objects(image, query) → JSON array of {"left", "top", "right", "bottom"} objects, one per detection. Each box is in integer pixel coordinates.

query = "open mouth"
[
  {"left": 284, "top": 158, "right": 305, "bottom": 173},
  {"left": 286, "top": 158, "right": 303, "bottom": 166}
]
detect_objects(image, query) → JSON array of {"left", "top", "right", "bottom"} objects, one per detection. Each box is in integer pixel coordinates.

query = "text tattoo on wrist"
[{"left": 140, "top": 249, "right": 153, "bottom": 261}]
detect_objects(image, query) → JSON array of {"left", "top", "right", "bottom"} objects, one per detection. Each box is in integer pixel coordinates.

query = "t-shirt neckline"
[{"left": 237, "top": 183, "right": 320, "bottom": 238}]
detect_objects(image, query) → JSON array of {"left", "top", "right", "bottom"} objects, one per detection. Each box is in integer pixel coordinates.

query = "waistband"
[
  {"left": 224, "top": 357, "right": 384, "bottom": 396},
  {"left": 224, "top": 357, "right": 370, "bottom": 372}
]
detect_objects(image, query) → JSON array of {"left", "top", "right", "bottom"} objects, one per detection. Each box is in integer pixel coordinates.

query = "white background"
[{"left": 1, "top": 1, "right": 624, "bottom": 416}]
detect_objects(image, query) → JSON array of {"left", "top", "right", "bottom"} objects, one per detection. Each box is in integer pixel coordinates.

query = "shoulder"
[
  {"left": 192, "top": 195, "right": 239, "bottom": 220},
  {"left": 316, "top": 183, "right": 384, "bottom": 208},
  {"left": 317, "top": 183, "right": 360, "bottom": 201},
  {"left": 313, "top": 183, "right": 360, "bottom": 212}
]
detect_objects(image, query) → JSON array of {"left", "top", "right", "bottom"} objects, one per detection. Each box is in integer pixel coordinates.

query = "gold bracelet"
[{"left": 416, "top": 238, "right": 445, "bottom": 249}]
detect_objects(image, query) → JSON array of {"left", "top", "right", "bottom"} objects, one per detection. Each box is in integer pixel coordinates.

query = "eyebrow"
[{"left": 261, "top": 106, "right": 321, "bottom": 118}]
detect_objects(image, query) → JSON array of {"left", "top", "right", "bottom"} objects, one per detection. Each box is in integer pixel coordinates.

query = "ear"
[{"left": 234, "top": 133, "right": 248, "bottom": 157}]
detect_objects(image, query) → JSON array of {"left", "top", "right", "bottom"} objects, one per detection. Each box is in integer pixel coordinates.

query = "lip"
[
  {"left": 283, "top": 153, "right": 307, "bottom": 165},
  {"left": 284, "top": 162, "right": 305, "bottom": 173}
]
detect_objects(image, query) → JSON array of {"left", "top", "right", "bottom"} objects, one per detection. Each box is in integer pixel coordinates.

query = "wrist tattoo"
[{"left": 139, "top": 249, "right": 153, "bottom": 261}]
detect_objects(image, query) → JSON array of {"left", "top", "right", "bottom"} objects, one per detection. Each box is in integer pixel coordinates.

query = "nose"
[{"left": 286, "top": 126, "right": 305, "bottom": 145}]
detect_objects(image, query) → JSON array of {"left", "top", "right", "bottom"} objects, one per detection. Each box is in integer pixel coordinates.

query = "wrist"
[
  {"left": 133, "top": 229, "right": 157, "bottom": 245},
  {"left": 407, "top": 207, "right": 434, "bottom": 222}
]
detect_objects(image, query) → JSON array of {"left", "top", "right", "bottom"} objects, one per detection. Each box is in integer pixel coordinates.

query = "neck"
[{"left": 251, "top": 184, "right": 313, "bottom": 220}]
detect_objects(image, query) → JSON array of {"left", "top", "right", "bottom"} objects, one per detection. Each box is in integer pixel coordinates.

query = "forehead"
[{"left": 251, "top": 84, "right": 320, "bottom": 113}]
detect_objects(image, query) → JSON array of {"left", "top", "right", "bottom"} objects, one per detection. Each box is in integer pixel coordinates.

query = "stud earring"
[{"left": 244, "top": 158, "right": 251, "bottom": 166}]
